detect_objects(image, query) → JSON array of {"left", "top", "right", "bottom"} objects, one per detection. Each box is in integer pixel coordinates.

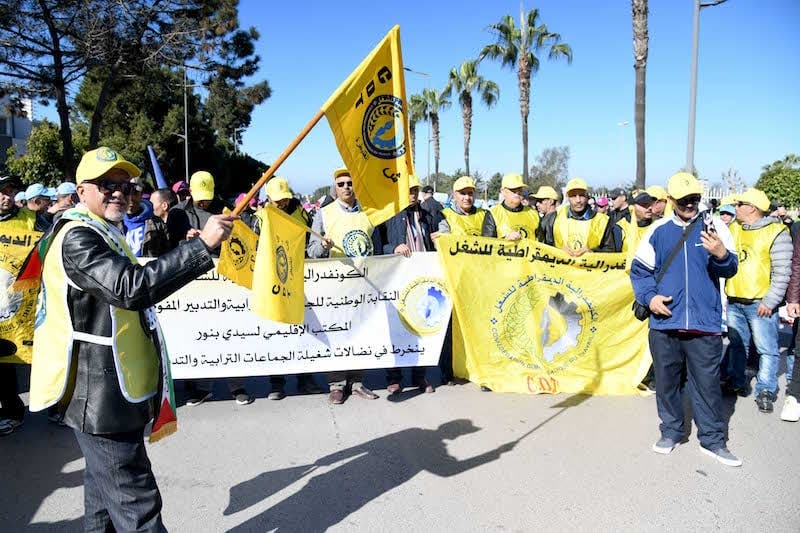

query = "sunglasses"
[
  {"left": 735, "top": 202, "right": 753, "bottom": 208},
  {"left": 85, "top": 179, "right": 135, "bottom": 195},
  {"left": 336, "top": 181, "right": 353, "bottom": 188},
  {"left": 675, "top": 194, "right": 701, "bottom": 207}
]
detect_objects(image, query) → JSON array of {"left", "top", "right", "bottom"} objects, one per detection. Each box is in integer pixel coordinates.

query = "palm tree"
[
  {"left": 420, "top": 87, "right": 451, "bottom": 179},
  {"left": 407, "top": 93, "right": 426, "bottom": 167},
  {"left": 632, "top": 0, "right": 648, "bottom": 189},
  {"left": 480, "top": 8, "right": 572, "bottom": 181},
  {"left": 443, "top": 60, "right": 500, "bottom": 176}
]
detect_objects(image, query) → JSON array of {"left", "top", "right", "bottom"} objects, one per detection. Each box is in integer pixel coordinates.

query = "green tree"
[
  {"left": 480, "top": 7, "right": 572, "bottom": 182},
  {"left": 755, "top": 154, "right": 800, "bottom": 208},
  {"left": 443, "top": 60, "right": 499, "bottom": 176},
  {"left": 486, "top": 171, "right": 503, "bottom": 200},
  {"left": 5, "top": 119, "right": 65, "bottom": 185},
  {"left": 407, "top": 93, "right": 426, "bottom": 168},
  {"left": 420, "top": 88, "right": 451, "bottom": 179},
  {"left": 529, "top": 146, "right": 570, "bottom": 191},
  {"left": 632, "top": 0, "right": 648, "bottom": 189}
]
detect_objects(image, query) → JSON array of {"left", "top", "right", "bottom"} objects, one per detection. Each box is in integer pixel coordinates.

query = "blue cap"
[
  {"left": 14, "top": 192, "right": 24, "bottom": 202},
  {"left": 47, "top": 187, "right": 57, "bottom": 199},
  {"left": 56, "top": 182, "right": 77, "bottom": 196},
  {"left": 719, "top": 204, "right": 735, "bottom": 216},
  {"left": 24, "top": 183, "right": 48, "bottom": 201}
]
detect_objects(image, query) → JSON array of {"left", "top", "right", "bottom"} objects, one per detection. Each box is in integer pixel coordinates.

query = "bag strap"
[{"left": 655, "top": 215, "right": 702, "bottom": 284}]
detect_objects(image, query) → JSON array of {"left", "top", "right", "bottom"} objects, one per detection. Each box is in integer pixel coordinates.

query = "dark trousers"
[
  {"left": 650, "top": 330, "right": 726, "bottom": 450},
  {"left": 73, "top": 429, "right": 166, "bottom": 533},
  {"left": 183, "top": 377, "right": 246, "bottom": 396},
  {"left": 386, "top": 366, "right": 427, "bottom": 386},
  {"left": 438, "top": 319, "right": 454, "bottom": 382},
  {"left": 788, "top": 323, "right": 800, "bottom": 400},
  {"left": 0, "top": 364, "right": 24, "bottom": 421}
]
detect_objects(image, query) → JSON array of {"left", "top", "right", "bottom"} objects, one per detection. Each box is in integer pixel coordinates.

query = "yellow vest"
[
  {"left": 322, "top": 201, "right": 374, "bottom": 257},
  {"left": 553, "top": 207, "right": 608, "bottom": 251},
  {"left": 442, "top": 207, "right": 487, "bottom": 236},
  {"left": 489, "top": 203, "right": 540, "bottom": 239},
  {"left": 725, "top": 221, "right": 787, "bottom": 299},
  {"left": 617, "top": 217, "right": 652, "bottom": 272},
  {"left": 1, "top": 208, "right": 36, "bottom": 232},
  {"left": 29, "top": 210, "right": 159, "bottom": 411}
]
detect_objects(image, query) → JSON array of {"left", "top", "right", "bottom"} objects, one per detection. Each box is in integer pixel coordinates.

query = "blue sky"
[{"left": 234, "top": 0, "right": 798, "bottom": 195}]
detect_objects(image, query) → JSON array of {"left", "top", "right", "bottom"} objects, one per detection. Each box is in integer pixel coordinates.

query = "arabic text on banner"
[
  {"left": 157, "top": 253, "right": 451, "bottom": 379},
  {"left": 437, "top": 235, "right": 651, "bottom": 395},
  {"left": 0, "top": 229, "right": 41, "bottom": 364}
]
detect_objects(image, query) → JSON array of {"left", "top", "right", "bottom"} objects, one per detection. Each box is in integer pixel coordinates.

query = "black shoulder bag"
[{"left": 632, "top": 216, "right": 701, "bottom": 321}]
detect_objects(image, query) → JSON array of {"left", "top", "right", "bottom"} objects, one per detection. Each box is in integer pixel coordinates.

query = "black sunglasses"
[
  {"left": 85, "top": 179, "right": 135, "bottom": 195},
  {"left": 336, "top": 181, "right": 353, "bottom": 188},
  {"left": 675, "top": 194, "right": 701, "bottom": 207}
]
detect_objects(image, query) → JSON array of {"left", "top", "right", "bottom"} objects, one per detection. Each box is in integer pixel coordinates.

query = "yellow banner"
[
  {"left": 218, "top": 211, "right": 258, "bottom": 290},
  {"left": 321, "top": 25, "right": 412, "bottom": 226},
  {"left": 252, "top": 206, "right": 306, "bottom": 324},
  {"left": 0, "top": 229, "right": 42, "bottom": 364},
  {"left": 437, "top": 236, "right": 650, "bottom": 395}
]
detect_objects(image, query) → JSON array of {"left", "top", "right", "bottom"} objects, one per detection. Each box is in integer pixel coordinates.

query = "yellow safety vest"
[
  {"left": 725, "top": 221, "right": 787, "bottom": 299},
  {"left": 442, "top": 207, "right": 487, "bottom": 236},
  {"left": 322, "top": 201, "right": 374, "bottom": 257},
  {"left": 553, "top": 207, "right": 608, "bottom": 251},
  {"left": 29, "top": 210, "right": 159, "bottom": 411},
  {"left": 1, "top": 208, "right": 36, "bottom": 232},
  {"left": 617, "top": 217, "right": 652, "bottom": 272},
  {"left": 489, "top": 203, "right": 540, "bottom": 239}
]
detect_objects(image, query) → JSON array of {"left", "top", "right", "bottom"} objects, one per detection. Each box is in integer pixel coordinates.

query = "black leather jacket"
[{"left": 55, "top": 226, "right": 214, "bottom": 434}]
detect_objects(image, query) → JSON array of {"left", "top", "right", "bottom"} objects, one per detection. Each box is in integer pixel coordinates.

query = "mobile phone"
[{"left": 703, "top": 211, "right": 716, "bottom": 234}]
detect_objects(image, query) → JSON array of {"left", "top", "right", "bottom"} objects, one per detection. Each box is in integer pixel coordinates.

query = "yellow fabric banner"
[
  {"left": 0, "top": 229, "right": 42, "bottom": 364},
  {"left": 252, "top": 206, "right": 306, "bottom": 324},
  {"left": 437, "top": 235, "right": 650, "bottom": 395},
  {"left": 321, "top": 25, "right": 412, "bottom": 227},
  {"left": 218, "top": 211, "right": 258, "bottom": 290}
]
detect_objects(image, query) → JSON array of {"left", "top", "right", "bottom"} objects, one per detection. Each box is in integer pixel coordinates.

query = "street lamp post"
[{"left": 182, "top": 67, "right": 189, "bottom": 183}]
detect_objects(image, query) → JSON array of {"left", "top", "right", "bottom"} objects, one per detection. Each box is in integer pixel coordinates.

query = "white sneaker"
[{"left": 780, "top": 396, "right": 800, "bottom": 422}]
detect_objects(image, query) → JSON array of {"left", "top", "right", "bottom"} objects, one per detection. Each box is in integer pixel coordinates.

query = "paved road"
[{"left": 2, "top": 362, "right": 798, "bottom": 532}]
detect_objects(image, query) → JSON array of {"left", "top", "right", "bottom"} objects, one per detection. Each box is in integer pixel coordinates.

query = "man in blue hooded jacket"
[
  {"left": 124, "top": 177, "right": 170, "bottom": 258},
  {"left": 630, "top": 172, "right": 741, "bottom": 467}
]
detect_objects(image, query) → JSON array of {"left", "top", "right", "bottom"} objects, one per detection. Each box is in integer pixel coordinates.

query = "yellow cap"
[
  {"left": 408, "top": 174, "right": 421, "bottom": 189},
  {"left": 333, "top": 167, "right": 350, "bottom": 180},
  {"left": 452, "top": 176, "right": 476, "bottom": 192},
  {"left": 565, "top": 178, "right": 588, "bottom": 193},
  {"left": 667, "top": 172, "right": 702, "bottom": 199},
  {"left": 76, "top": 147, "right": 140, "bottom": 184},
  {"left": 266, "top": 177, "right": 292, "bottom": 202},
  {"left": 190, "top": 170, "right": 215, "bottom": 201},
  {"left": 501, "top": 173, "right": 525, "bottom": 189},
  {"left": 646, "top": 185, "right": 667, "bottom": 200},
  {"left": 737, "top": 188, "right": 770, "bottom": 212},
  {"left": 532, "top": 185, "right": 558, "bottom": 200},
  {"left": 720, "top": 193, "right": 738, "bottom": 206}
]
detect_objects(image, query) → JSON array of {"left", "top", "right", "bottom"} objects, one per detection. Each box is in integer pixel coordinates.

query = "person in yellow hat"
[
  {"left": 724, "top": 187, "right": 792, "bottom": 413},
  {"left": 542, "top": 178, "right": 613, "bottom": 255},
  {"left": 528, "top": 185, "right": 560, "bottom": 242},
  {"left": 307, "top": 167, "right": 381, "bottom": 404},
  {"left": 481, "top": 173, "right": 539, "bottom": 240},
  {"left": 376, "top": 174, "right": 436, "bottom": 394},
  {"left": 28, "top": 147, "right": 236, "bottom": 529},
  {"left": 646, "top": 185, "right": 670, "bottom": 219}
]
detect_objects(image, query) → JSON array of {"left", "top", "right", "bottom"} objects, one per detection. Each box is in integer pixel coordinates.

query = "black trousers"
[
  {"left": 386, "top": 366, "right": 427, "bottom": 385},
  {"left": 438, "top": 319, "right": 454, "bottom": 382},
  {"left": 788, "top": 322, "right": 800, "bottom": 400},
  {"left": 0, "top": 364, "right": 24, "bottom": 421},
  {"left": 74, "top": 429, "right": 166, "bottom": 533}
]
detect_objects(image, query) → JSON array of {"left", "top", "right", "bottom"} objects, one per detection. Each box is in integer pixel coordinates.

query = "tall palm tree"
[
  {"left": 443, "top": 60, "right": 500, "bottom": 176},
  {"left": 407, "top": 93, "right": 426, "bottom": 168},
  {"left": 480, "top": 8, "right": 572, "bottom": 181},
  {"left": 632, "top": 0, "right": 648, "bottom": 189},
  {"left": 420, "top": 87, "right": 451, "bottom": 179}
]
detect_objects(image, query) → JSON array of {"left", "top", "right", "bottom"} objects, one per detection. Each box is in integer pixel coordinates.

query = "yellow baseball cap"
[
  {"left": 190, "top": 170, "right": 215, "bottom": 201},
  {"left": 565, "top": 178, "right": 588, "bottom": 193},
  {"left": 452, "top": 176, "right": 476, "bottom": 192},
  {"left": 333, "top": 167, "right": 350, "bottom": 180},
  {"left": 737, "top": 188, "right": 770, "bottom": 212},
  {"left": 501, "top": 173, "right": 525, "bottom": 189},
  {"left": 409, "top": 174, "right": 421, "bottom": 189},
  {"left": 266, "top": 177, "right": 292, "bottom": 202},
  {"left": 646, "top": 185, "right": 667, "bottom": 200},
  {"left": 532, "top": 185, "right": 559, "bottom": 200},
  {"left": 667, "top": 172, "right": 702, "bottom": 200},
  {"left": 76, "top": 147, "right": 140, "bottom": 184},
  {"left": 720, "top": 193, "right": 738, "bottom": 206}
]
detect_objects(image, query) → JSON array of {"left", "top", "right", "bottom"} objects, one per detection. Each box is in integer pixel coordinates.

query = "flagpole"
[{"left": 231, "top": 109, "right": 325, "bottom": 216}]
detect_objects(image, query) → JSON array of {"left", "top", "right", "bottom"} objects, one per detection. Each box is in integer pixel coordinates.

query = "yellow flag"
[
  {"left": 218, "top": 210, "right": 258, "bottom": 289},
  {"left": 438, "top": 236, "right": 651, "bottom": 395},
  {"left": 0, "top": 228, "right": 42, "bottom": 364},
  {"left": 252, "top": 206, "right": 306, "bottom": 324},
  {"left": 321, "top": 25, "right": 412, "bottom": 226}
]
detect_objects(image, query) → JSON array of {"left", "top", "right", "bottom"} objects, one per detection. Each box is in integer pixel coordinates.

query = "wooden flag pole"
[{"left": 231, "top": 109, "right": 324, "bottom": 216}]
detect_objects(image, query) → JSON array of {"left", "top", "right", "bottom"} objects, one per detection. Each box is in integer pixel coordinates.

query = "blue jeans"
[{"left": 726, "top": 301, "right": 780, "bottom": 396}]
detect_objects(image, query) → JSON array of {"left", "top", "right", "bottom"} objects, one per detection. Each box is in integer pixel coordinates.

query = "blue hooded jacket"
[{"left": 124, "top": 200, "right": 154, "bottom": 257}]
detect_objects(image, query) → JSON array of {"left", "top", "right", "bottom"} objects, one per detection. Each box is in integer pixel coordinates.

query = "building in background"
[{"left": 0, "top": 96, "right": 33, "bottom": 167}]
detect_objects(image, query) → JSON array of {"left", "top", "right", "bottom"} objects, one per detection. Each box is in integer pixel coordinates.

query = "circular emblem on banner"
[
  {"left": 275, "top": 245, "right": 289, "bottom": 284},
  {"left": 398, "top": 278, "right": 450, "bottom": 335},
  {"left": 362, "top": 94, "right": 407, "bottom": 159},
  {"left": 342, "top": 229, "right": 373, "bottom": 257},
  {"left": 227, "top": 236, "right": 248, "bottom": 270},
  {"left": 0, "top": 267, "right": 22, "bottom": 322}
]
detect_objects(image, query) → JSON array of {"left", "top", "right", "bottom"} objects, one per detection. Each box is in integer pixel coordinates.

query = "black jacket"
[{"left": 379, "top": 205, "right": 435, "bottom": 254}]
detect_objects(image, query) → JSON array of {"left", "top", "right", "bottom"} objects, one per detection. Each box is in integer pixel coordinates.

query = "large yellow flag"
[
  {"left": 252, "top": 206, "right": 306, "bottom": 324},
  {"left": 322, "top": 25, "right": 412, "bottom": 226},
  {"left": 437, "top": 236, "right": 651, "bottom": 395},
  {"left": 0, "top": 228, "right": 42, "bottom": 364},
  {"left": 218, "top": 211, "right": 258, "bottom": 289}
]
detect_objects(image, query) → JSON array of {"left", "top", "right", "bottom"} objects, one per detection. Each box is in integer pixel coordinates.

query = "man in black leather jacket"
[{"left": 30, "top": 147, "right": 235, "bottom": 532}]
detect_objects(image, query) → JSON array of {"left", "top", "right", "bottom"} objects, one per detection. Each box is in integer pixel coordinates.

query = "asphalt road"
[{"left": 2, "top": 359, "right": 799, "bottom": 532}]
